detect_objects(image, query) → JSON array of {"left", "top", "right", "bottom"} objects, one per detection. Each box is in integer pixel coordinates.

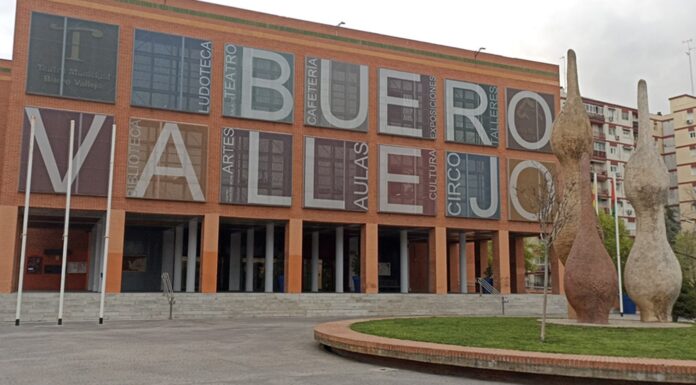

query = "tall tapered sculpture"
[
  {"left": 624, "top": 80, "right": 682, "bottom": 322},
  {"left": 550, "top": 49, "right": 592, "bottom": 264},
  {"left": 564, "top": 154, "right": 619, "bottom": 324}
]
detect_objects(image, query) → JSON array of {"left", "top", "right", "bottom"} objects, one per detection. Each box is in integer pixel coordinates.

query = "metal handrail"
[
  {"left": 476, "top": 277, "right": 499, "bottom": 295},
  {"left": 161, "top": 273, "right": 175, "bottom": 320},
  {"left": 476, "top": 277, "right": 508, "bottom": 315}
]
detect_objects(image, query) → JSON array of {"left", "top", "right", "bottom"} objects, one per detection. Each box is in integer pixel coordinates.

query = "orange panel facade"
[{"left": 0, "top": 0, "right": 560, "bottom": 294}]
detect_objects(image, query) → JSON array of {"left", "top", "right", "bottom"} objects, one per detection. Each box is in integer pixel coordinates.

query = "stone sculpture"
[
  {"left": 550, "top": 49, "right": 593, "bottom": 264},
  {"left": 624, "top": 80, "right": 682, "bottom": 322},
  {"left": 564, "top": 153, "right": 619, "bottom": 324}
]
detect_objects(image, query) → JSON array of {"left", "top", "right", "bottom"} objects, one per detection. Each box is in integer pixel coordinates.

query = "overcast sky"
[{"left": 1, "top": 0, "right": 694, "bottom": 113}]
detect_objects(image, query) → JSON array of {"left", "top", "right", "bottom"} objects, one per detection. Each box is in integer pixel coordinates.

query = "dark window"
[
  {"left": 131, "top": 30, "right": 211, "bottom": 114},
  {"left": 26, "top": 12, "right": 119, "bottom": 102}
]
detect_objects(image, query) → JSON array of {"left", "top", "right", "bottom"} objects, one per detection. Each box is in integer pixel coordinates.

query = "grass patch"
[{"left": 351, "top": 317, "right": 696, "bottom": 361}]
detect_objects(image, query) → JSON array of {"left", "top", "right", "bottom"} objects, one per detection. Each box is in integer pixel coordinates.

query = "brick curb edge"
[{"left": 313, "top": 318, "right": 696, "bottom": 383}]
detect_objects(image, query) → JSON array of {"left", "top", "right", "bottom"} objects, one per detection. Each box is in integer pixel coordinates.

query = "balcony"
[
  {"left": 588, "top": 112, "right": 605, "bottom": 122},
  {"left": 592, "top": 150, "right": 607, "bottom": 160},
  {"left": 592, "top": 170, "right": 608, "bottom": 181},
  {"left": 593, "top": 132, "right": 606, "bottom": 140}
]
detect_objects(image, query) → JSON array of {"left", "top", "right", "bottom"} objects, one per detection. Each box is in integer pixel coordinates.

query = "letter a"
[{"left": 133, "top": 122, "right": 205, "bottom": 201}]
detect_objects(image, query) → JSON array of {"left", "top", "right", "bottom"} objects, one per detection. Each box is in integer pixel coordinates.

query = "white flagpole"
[
  {"left": 57, "top": 121, "right": 75, "bottom": 325},
  {"left": 593, "top": 172, "right": 599, "bottom": 215},
  {"left": 612, "top": 175, "right": 624, "bottom": 316},
  {"left": 15, "top": 116, "right": 36, "bottom": 326},
  {"left": 98, "top": 124, "right": 116, "bottom": 324}
]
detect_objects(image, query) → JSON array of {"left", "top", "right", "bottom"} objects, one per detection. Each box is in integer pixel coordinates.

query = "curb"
[{"left": 314, "top": 319, "right": 696, "bottom": 383}]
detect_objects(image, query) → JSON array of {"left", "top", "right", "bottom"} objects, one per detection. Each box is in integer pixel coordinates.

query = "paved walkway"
[{"left": 1, "top": 318, "right": 540, "bottom": 385}]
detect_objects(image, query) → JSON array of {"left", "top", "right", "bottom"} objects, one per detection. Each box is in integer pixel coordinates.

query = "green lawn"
[{"left": 351, "top": 317, "right": 696, "bottom": 361}]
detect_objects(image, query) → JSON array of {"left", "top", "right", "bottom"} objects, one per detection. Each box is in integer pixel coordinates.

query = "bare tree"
[{"left": 517, "top": 167, "right": 577, "bottom": 342}]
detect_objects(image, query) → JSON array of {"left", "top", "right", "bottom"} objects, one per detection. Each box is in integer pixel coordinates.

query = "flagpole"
[
  {"left": 15, "top": 116, "right": 36, "bottom": 326},
  {"left": 612, "top": 175, "right": 624, "bottom": 316},
  {"left": 593, "top": 172, "right": 599, "bottom": 215},
  {"left": 57, "top": 121, "right": 75, "bottom": 325},
  {"left": 98, "top": 124, "right": 116, "bottom": 324}
]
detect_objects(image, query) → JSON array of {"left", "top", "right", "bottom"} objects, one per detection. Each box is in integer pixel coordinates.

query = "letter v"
[{"left": 27, "top": 107, "right": 106, "bottom": 193}]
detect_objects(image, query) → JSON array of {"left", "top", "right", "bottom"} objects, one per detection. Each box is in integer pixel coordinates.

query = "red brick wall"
[{"left": 23, "top": 227, "right": 90, "bottom": 291}]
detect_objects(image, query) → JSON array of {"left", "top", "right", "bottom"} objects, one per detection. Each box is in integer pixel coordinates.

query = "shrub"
[{"left": 673, "top": 278, "right": 696, "bottom": 322}]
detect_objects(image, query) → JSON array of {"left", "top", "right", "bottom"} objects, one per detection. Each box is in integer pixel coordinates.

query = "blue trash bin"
[{"left": 622, "top": 293, "right": 636, "bottom": 314}]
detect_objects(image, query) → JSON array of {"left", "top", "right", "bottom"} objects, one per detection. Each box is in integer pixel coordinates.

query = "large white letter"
[
  {"left": 379, "top": 69, "right": 421, "bottom": 137},
  {"left": 507, "top": 91, "right": 552, "bottom": 150},
  {"left": 132, "top": 122, "right": 205, "bottom": 201},
  {"left": 379, "top": 145, "right": 423, "bottom": 214},
  {"left": 470, "top": 157, "right": 499, "bottom": 218},
  {"left": 247, "top": 131, "right": 291, "bottom": 206},
  {"left": 320, "top": 59, "right": 368, "bottom": 129},
  {"left": 304, "top": 137, "right": 345, "bottom": 209},
  {"left": 445, "top": 80, "right": 492, "bottom": 145},
  {"left": 241, "top": 47, "right": 293, "bottom": 121},
  {"left": 27, "top": 107, "right": 107, "bottom": 193}
]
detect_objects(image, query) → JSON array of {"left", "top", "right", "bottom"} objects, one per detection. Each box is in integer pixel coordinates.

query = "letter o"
[{"left": 507, "top": 91, "right": 552, "bottom": 150}]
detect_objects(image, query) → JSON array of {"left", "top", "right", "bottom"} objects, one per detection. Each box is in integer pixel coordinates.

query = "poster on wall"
[
  {"left": 220, "top": 128, "right": 292, "bottom": 206},
  {"left": 131, "top": 29, "right": 212, "bottom": 114},
  {"left": 378, "top": 144, "right": 437, "bottom": 216},
  {"left": 19, "top": 107, "right": 114, "bottom": 196},
  {"left": 304, "top": 137, "right": 368, "bottom": 211},
  {"left": 507, "top": 158, "right": 555, "bottom": 221},
  {"left": 445, "top": 80, "right": 499, "bottom": 146},
  {"left": 506, "top": 89, "right": 555, "bottom": 152},
  {"left": 26, "top": 12, "right": 119, "bottom": 103},
  {"left": 378, "top": 69, "right": 437, "bottom": 139},
  {"left": 304, "top": 57, "right": 369, "bottom": 131},
  {"left": 126, "top": 118, "right": 207, "bottom": 202},
  {"left": 223, "top": 44, "right": 294, "bottom": 123},
  {"left": 122, "top": 256, "right": 147, "bottom": 272},
  {"left": 445, "top": 152, "right": 499, "bottom": 219}
]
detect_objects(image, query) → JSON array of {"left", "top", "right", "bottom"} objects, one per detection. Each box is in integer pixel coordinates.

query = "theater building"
[{"left": 0, "top": 0, "right": 563, "bottom": 299}]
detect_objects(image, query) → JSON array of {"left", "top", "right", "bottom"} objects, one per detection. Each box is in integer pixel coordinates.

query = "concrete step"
[{"left": 1, "top": 293, "right": 568, "bottom": 323}]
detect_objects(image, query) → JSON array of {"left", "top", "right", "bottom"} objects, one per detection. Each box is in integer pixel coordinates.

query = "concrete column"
[
  {"left": 245, "top": 228, "right": 254, "bottom": 292},
  {"left": 228, "top": 233, "right": 241, "bottom": 291},
  {"left": 310, "top": 231, "right": 319, "bottom": 292},
  {"left": 459, "top": 233, "right": 467, "bottom": 294},
  {"left": 284, "top": 219, "right": 303, "bottom": 293},
  {"left": 400, "top": 230, "right": 409, "bottom": 293},
  {"left": 186, "top": 218, "right": 198, "bottom": 293},
  {"left": 335, "top": 226, "right": 344, "bottom": 293},
  {"left": 105, "top": 209, "right": 126, "bottom": 293},
  {"left": 161, "top": 228, "right": 175, "bottom": 290},
  {"left": 360, "top": 223, "right": 378, "bottom": 293},
  {"left": 0, "top": 205, "right": 19, "bottom": 293},
  {"left": 200, "top": 214, "right": 219, "bottom": 293},
  {"left": 428, "top": 227, "right": 447, "bottom": 294},
  {"left": 492, "top": 230, "right": 511, "bottom": 294},
  {"left": 514, "top": 237, "right": 526, "bottom": 294},
  {"left": 264, "top": 223, "right": 274, "bottom": 293},
  {"left": 173, "top": 225, "right": 184, "bottom": 292}
]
